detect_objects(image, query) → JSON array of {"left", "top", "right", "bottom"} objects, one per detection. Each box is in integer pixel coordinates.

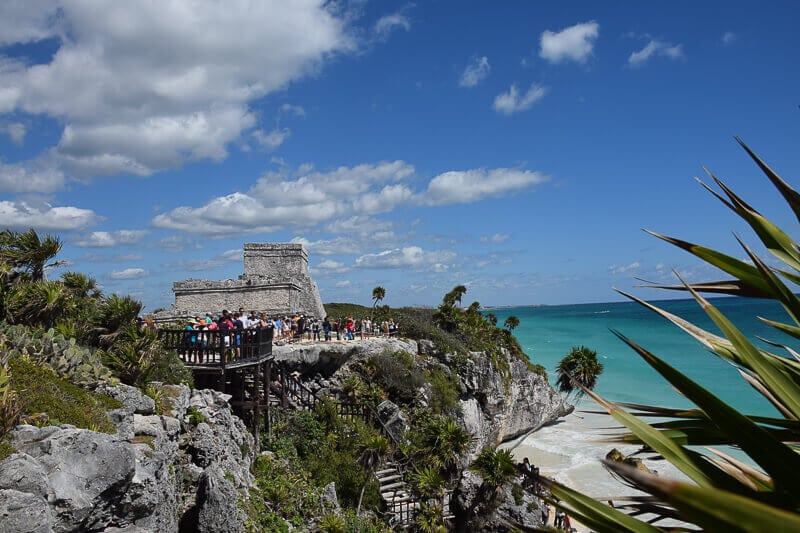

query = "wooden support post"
[
  {"left": 265, "top": 360, "right": 272, "bottom": 441},
  {"left": 252, "top": 364, "right": 261, "bottom": 445}
]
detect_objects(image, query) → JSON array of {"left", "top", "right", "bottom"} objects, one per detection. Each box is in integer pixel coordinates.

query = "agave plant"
[{"left": 544, "top": 139, "right": 800, "bottom": 531}]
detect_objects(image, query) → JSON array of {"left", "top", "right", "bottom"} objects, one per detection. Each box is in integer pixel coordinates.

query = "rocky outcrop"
[
  {"left": 0, "top": 384, "right": 254, "bottom": 533},
  {"left": 452, "top": 470, "right": 544, "bottom": 532},
  {"left": 455, "top": 348, "right": 572, "bottom": 452},
  {"left": 272, "top": 337, "right": 418, "bottom": 375},
  {"left": 277, "top": 338, "right": 570, "bottom": 455}
]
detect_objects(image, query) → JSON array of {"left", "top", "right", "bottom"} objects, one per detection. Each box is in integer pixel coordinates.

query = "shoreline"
[{"left": 503, "top": 401, "right": 691, "bottom": 531}]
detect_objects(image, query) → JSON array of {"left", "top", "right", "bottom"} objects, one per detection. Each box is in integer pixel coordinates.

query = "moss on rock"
[{"left": 9, "top": 356, "right": 122, "bottom": 433}]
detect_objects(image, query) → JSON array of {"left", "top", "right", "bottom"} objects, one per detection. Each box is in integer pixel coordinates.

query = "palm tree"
[
  {"left": 356, "top": 433, "right": 390, "bottom": 513},
  {"left": 0, "top": 228, "right": 65, "bottom": 282},
  {"left": 503, "top": 315, "right": 520, "bottom": 332},
  {"left": 6, "top": 281, "right": 69, "bottom": 329},
  {"left": 469, "top": 447, "right": 517, "bottom": 497},
  {"left": 371, "top": 286, "right": 386, "bottom": 313},
  {"left": 555, "top": 345, "right": 603, "bottom": 398}
]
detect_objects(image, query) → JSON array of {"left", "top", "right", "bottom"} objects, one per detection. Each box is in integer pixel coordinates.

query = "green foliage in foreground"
[
  {"left": 547, "top": 139, "right": 800, "bottom": 531},
  {"left": 263, "top": 405, "right": 382, "bottom": 512},
  {"left": 0, "top": 323, "right": 116, "bottom": 387},
  {"left": 9, "top": 356, "right": 122, "bottom": 433}
]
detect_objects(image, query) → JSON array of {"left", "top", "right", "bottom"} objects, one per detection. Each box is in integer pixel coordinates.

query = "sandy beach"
[{"left": 503, "top": 402, "right": 691, "bottom": 531}]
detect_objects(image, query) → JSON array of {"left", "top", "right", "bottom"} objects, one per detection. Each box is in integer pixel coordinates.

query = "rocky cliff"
[
  {"left": 0, "top": 384, "right": 254, "bottom": 533},
  {"left": 274, "top": 337, "right": 571, "bottom": 455}
]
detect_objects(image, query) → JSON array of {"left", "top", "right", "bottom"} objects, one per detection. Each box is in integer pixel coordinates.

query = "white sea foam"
[{"left": 507, "top": 403, "right": 690, "bottom": 499}]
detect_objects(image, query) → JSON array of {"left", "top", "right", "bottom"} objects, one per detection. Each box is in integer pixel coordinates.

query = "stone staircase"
[
  {"left": 270, "top": 365, "right": 451, "bottom": 528},
  {"left": 375, "top": 462, "right": 419, "bottom": 527}
]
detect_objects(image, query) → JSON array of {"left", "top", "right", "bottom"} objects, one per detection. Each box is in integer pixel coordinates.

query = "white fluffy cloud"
[
  {"left": 374, "top": 13, "right": 411, "bottom": 40},
  {"left": 354, "top": 246, "right": 455, "bottom": 269},
  {"left": 628, "top": 40, "right": 683, "bottom": 66},
  {"left": 253, "top": 128, "right": 291, "bottom": 151},
  {"left": 493, "top": 83, "right": 547, "bottom": 115},
  {"left": 0, "top": 200, "right": 97, "bottom": 231},
  {"left": 110, "top": 267, "right": 148, "bottom": 280},
  {"left": 481, "top": 233, "right": 509, "bottom": 243},
  {"left": 4, "top": 122, "right": 25, "bottom": 145},
  {"left": 0, "top": 1, "right": 354, "bottom": 178},
  {"left": 153, "top": 161, "right": 547, "bottom": 236},
  {"left": 423, "top": 168, "right": 547, "bottom": 206},
  {"left": 609, "top": 261, "right": 640, "bottom": 275},
  {"left": 722, "top": 32, "right": 737, "bottom": 46},
  {"left": 0, "top": 159, "right": 64, "bottom": 193},
  {"left": 152, "top": 160, "right": 414, "bottom": 235},
  {"left": 539, "top": 22, "right": 599, "bottom": 64},
  {"left": 459, "top": 56, "right": 490, "bottom": 88},
  {"left": 73, "top": 230, "right": 148, "bottom": 247}
]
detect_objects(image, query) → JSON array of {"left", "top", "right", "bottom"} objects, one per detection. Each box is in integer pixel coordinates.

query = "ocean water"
[{"left": 490, "top": 297, "right": 795, "bottom": 498}]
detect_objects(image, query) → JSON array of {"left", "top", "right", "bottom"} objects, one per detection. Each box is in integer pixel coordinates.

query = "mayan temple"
[{"left": 161, "top": 243, "right": 325, "bottom": 319}]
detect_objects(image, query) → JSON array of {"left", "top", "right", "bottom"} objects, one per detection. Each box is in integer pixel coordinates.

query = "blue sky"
[{"left": 0, "top": 1, "right": 798, "bottom": 311}]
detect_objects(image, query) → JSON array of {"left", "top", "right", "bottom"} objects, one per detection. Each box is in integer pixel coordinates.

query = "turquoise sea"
[
  {"left": 490, "top": 297, "right": 793, "bottom": 416},
  {"left": 491, "top": 297, "right": 795, "bottom": 498}
]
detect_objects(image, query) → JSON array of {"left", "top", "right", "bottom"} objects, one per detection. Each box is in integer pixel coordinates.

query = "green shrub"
[
  {"left": 0, "top": 323, "right": 116, "bottom": 387},
  {"left": 186, "top": 406, "right": 206, "bottom": 426},
  {"left": 244, "top": 453, "right": 321, "bottom": 530},
  {"left": 427, "top": 367, "right": 462, "bottom": 417},
  {"left": 0, "top": 441, "right": 15, "bottom": 461},
  {"left": 511, "top": 482, "right": 524, "bottom": 505},
  {"left": 9, "top": 356, "right": 121, "bottom": 433},
  {"left": 364, "top": 351, "right": 425, "bottom": 404}
]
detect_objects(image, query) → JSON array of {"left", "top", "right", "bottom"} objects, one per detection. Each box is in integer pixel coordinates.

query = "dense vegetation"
[
  {"left": 0, "top": 229, "right": 191, "bottom": 453},
  {"left": 546, "top": 140, "right": 800, "bottom": 531},
  {"left": 326, "top": 285, "right": 547, "bottom": 380},
  {"left": 0, "top": 229, "right": 546, "bottom": 531}
]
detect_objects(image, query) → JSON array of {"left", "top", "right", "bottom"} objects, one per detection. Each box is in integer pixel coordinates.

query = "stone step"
[
  {"left": 380, "top": 482, "right": 405, "bottom": 491},
  {"left": 375, "top": 469, "right": 396, "bottom": 476},
  {"left": 376, "top": 474, "right": 402, "bottom": 483}
]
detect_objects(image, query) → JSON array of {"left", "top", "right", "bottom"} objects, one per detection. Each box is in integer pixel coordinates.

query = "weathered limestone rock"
[
  {"left": 9, "top": 426, "right": 137, "bottom": 532},
  {"left": 272, "top": 337, "right": 418, "bottom": 376},
  {"left": 97, "top": 383, "right": 155, "bottom": 415},
  {"left": 0, "top": 488, "right": 52, "bottom": 533},
  {"left": 376, "top": 400, "right": 408, "bottom": 443},
  {"left": 451, "top": 471, "right": 544, "bottom": 532},
  {"left": 455, "top": 348, "right": 572, "bottom": 453},
  {"left": 606, "top": 448, "right": 653, "bottom": 474},
  {"left": 0, "top": 384, "right": 255, "bottom": 533},
  {"left": 195, "top": 466, "right": 246, "bottom": 533}
]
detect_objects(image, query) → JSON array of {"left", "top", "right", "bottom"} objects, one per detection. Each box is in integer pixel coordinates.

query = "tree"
[
  {"left": 371, "top": 286, "right": 386, "bottom": 313},
  {"left": 503, "top": 315, "right": 519, "bottom": 332},
  {"left": 555, "top": 346, "right": 603, "bottom": 398},
  {"left": 470, "top": 447, "right": 517, "bottom": 493},
  {"left": 544, "top": 140, "right": 800, "bottom": 530},
  {"left": 0, "top": 228, "right": 65, "bottom": 282}
]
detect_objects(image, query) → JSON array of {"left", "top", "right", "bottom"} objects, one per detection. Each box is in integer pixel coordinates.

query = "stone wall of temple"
[{"left": 159, "top": 243, "right": 326, "bottom": 320}]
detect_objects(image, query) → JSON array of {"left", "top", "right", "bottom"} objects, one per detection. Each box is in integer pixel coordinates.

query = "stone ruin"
[{"left": 158, "top": 243, "right": 326, "bottom": 320}]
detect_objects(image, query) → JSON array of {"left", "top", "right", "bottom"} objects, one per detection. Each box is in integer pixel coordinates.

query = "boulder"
[
  {"left": 195, "top": 466, "right": 245, "bottom": 533},
  {"left": 98, "top": 383, "right": 156, "bottom": 415},
  {"left": 376, "top": 400, "right": 408, "bottom": 443},
  {"left": 0, "top": 488, "right": 53, "bottom": 533}
]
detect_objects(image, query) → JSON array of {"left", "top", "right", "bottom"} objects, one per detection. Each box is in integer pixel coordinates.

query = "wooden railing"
[{"left": 158, "top": 326, "right": 274, "bottom": 367}]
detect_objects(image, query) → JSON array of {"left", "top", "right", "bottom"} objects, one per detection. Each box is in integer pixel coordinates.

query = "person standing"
[{"left": 323, "top": 317, "right": 332, "bottom": 341}]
